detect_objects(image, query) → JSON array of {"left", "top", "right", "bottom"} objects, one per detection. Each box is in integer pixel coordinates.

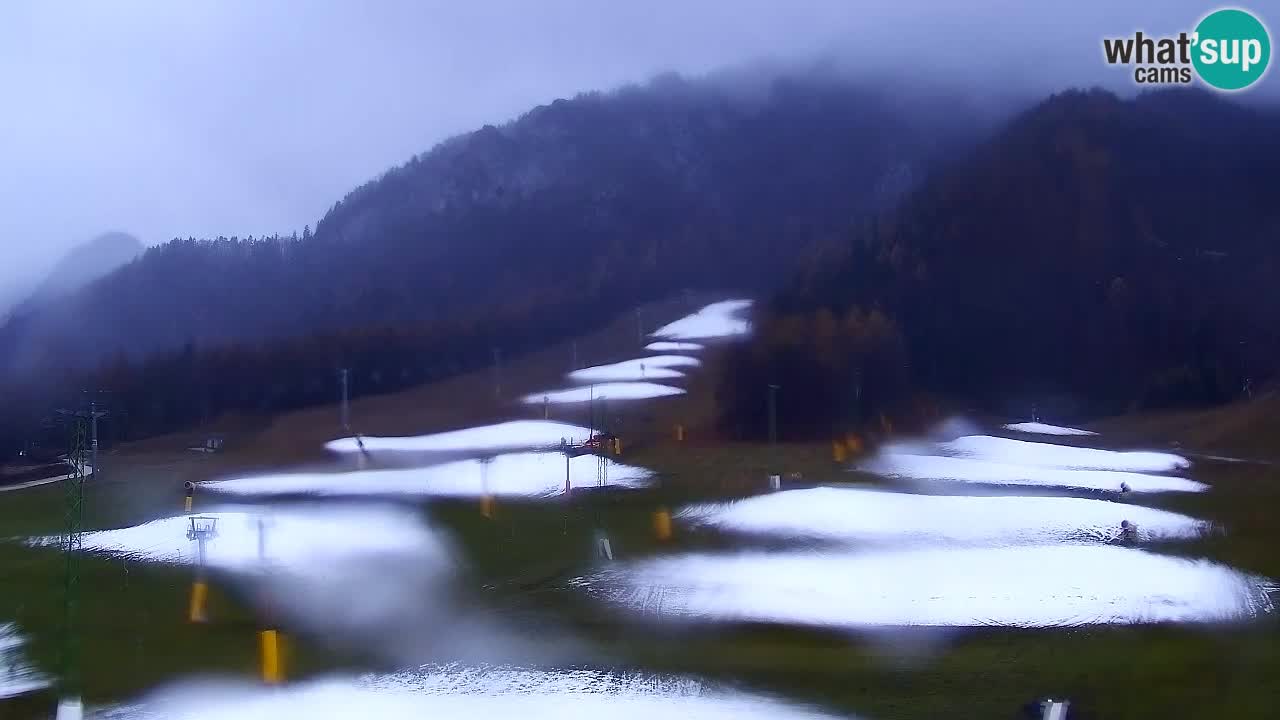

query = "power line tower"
[{"left": 52, "top": 402, "right": 95, "bottom": 720}]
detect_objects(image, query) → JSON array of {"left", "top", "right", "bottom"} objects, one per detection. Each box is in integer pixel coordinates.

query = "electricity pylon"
[
  {"left": 52, "top": 395, "right": 107, "bottom": 719},
  {"left": 55, "top": 410, "right": 88, "bottom": 718}
]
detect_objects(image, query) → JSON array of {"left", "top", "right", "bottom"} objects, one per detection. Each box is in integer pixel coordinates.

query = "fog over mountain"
[{"left": 1, "top": 0, "right": 1263, "bottom": 295}]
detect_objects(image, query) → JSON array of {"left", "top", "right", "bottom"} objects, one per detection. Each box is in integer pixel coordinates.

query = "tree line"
[
  {"left": 719, "top": 88, "right": 1280, "bottom": 439},
  {"left": 0, "top": 69, "right": 995, "bottom": 460}
]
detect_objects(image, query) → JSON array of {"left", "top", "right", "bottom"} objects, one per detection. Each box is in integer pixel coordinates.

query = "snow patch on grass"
[
  {"left": 0, "top": 624, "right": 46, "bottom": 699},
  {"left": 577, "top": 545, "right": 1273, "bottom": 629},
  {"left": 326, "top": 420, "right": 594, "bottom": 455},
  {"left": 942, "top": 435, "right": 1189, "bottom": 473},
  {"left": 1003, "top": 422, "right": 1097, "bottom": 436},
  {"left": 861, "top": 452, "right": 1206, "bottom": 493},
  {"left": 522, "top": 382, "right": 684, "bottom": 404},
  {"left": 680, "top": 487, "right": 1208, "bottom": 545},
  {"left": 91, "top": 665, "right": 849, "bottom": 720},
  {"left": 644, "top": 341, "right": 703, "bottom": 352},
  {"left": 568, "top": 355, "right": 701, "bottom": 383},
  {"left": 205, "top": 453, "right": 651, "bottom": 498},
  {"left": 650, "top": 300, "right": 752, "bottom": 340}
]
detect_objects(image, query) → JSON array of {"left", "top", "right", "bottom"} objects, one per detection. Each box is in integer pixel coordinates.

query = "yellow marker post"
[
  {"left": 653, "top": 507, "right": 673, "bottom": 541},
  {"left": 675, "top": 424, "right": 685, "bottom": 442},
  {"left": 259, "top": 629, "right": 282, "bottom": 684},
  {"left": 480, "top": 495, "right": 495, "bottom": 519},
  {"left": 846, "top": 433, "right": 864, "bottom": 455},
  {"left": 184, "top": 481, "right": 195, "bottom": 513},
  {"left": 612, "top": 437, "right": 622, "bottom": 455},
  {"left": 188, "top": 580, "right": 208, "bottom": 623},
  {"left": 832, "top": 441, "right": 847, "bottom": 463}
]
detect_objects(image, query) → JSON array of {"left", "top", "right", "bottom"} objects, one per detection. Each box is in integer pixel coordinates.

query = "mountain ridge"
[
  {"left": 718, "top": 86, "right": 1280, "bottom": 438},
  {"left": 0, "top": 70, "right": 998, "bottom": 455}
]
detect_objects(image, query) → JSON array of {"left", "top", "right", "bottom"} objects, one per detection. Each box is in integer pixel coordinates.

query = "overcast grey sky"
[{"left": 0, "top": 0, "right": 1268, "bottom": 291}]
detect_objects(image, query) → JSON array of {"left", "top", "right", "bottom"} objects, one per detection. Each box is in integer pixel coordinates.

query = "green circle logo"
[{"left": 1193, "top": 9, "right": 1271, "bottom": 90}]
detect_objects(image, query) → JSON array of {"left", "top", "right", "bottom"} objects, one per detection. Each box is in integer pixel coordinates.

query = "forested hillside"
[
  {"left": 0, "top": 70, "right": 994, "bottom": 456},
  {"left": 720, "top": 88, "right": 1280, "bottom": 440}
]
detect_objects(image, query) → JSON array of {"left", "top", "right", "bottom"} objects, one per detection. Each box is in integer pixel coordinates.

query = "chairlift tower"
[
  {"left": 187, "top": 516, "right": 218, "bottom": 623},
  {"left": 187, "top": 516, "right": 219, "bottom": 567}
]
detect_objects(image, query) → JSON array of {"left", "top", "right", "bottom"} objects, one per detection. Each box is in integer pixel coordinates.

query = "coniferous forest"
[{"left": 3, "top": 74, "right": 1279, "bottom": 458}]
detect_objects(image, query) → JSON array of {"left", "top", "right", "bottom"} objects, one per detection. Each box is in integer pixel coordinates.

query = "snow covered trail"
[
  {"left": 679, "top": 487, "right": 1208, "bottom": 546},
  {"left": 650, "top": 300, "right": 752, "bottom": 340},
  {"left": 644, "top": 341, "right": 703, "bottom": 352},
  {"left": 0, "top": 463, "right": 94, "bottom": 494},
  {"left": 0, "top": 623, "right": 47, "bottom": 699},
  {"left": 28, "top": 504, "right": 445, "bottom": 575},
  {"left": 522, "top": 382, "right": 684, "bottom": 404},
  {"left": 942, "top": 435, "right": 1189, "bottom": 473},
  {"left": 205, "top": 452, "right": 651, "bottom": 498},
  {"left": 90, "top": 665, "right": 853, "bottom": 720},
  {"left": 326, "top": 420, "right": 594, "bottom": 455},
  {"left": 568, "top": 355, "right": 701, "bottom": 383},
  {"left": 860, "top": 452, "right": 1207, "bottom": 493},
  {"left": 1003, "top": 422, "right": 1097, "bottom": 436},
  {"left": 576, "top": 545, "right": 1273, "bottom": 629}
]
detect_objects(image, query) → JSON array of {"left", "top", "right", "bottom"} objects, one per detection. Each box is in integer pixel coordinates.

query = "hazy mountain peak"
[{"left": 18, "top": 231, "right": 143, "bottom": 311}]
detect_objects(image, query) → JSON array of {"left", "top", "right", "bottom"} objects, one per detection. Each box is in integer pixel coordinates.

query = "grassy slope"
[
  {"left": 3, "top": 299, "right": 1280, "bottom": 719},
  {"left": 0, "top": 294, "right": 732, "bottom": 717},
  {"left": 1091, "top": 390, "right": 1280, "bottom": 461}
]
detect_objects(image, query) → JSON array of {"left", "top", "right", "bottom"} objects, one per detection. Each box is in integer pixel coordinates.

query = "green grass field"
[
  {"left": 4, "top": 298, "right": 1280, "bottom": 719},
  {"left": 3, "top": 432, "right": 1280, "bottom": 720}
]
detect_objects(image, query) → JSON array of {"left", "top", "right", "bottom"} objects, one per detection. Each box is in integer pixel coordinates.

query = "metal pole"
[
  {"left": 340, "top": 369, "right": 350, "bottom": 431},
  {"left": 767, "top": 384, "right": 779, "bottom": 471},
  {"left": 257, "top": 516, "right": 266, "bottom": 563},
  {"left": 89, "top": 401, "right": 98, "bottom": 482},
  {"left": 59, "top": 415, "right": 87, "bottom": 711},
  {"left": 493, "top": 347, "right": 502, "bottom": 398},
  {"left": 636, "top": 308, "right": 643, "bottom": 344},
  {"left": 563, "top": 439, "right": 571, "bottom": 495}
]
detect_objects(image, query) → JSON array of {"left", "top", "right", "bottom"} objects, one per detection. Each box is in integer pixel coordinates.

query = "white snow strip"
[
  {"left": 29, "top": 505, "right": 445, "bottom": 575},
  {"left": 91, "top": 665, "right": 848, "bottom": 720},
  {"left": 326, "top": 420, "right": 594, "bottom": 455},
  {"left": 650, "top": 300, "right": 753, "bottom": 340},
  {"left": 522, "top": 382, "right": 684, "bottom": 404},
  {"left": 0, "top": 624, "right": 47, "bottom": 699},
  {"left": 1195, "top": 454, "right": 1250, "bottom": 464},
  {"left": 1003, "top": 422, "right": 1097, "bottom": 436},
  {"left": 0, "top": 464, "right": 94, "bottom": 494},
  {"left": 644, "top": 341, "right": 704, "bottom": 352},
  {"left": 568, "top": 356, "right": 701, "bottom": 383},
  {"left": 34, "top": 507, "right": 461, "bottom": 653},
  {"left": 204, "top": 452, "right": 652, "bottom": 498},
  {"left": 577, "top": 545, "right": 1273, "bottom": 629},
  {"left": 679, "top": 487, "right": 1208, "bottom": 545},
  {"left": 861, "top": 452, "right": 1206, "bottom": 493},
  {"left": 942, "top": 435, "right": 1189, "bottom": 473}
]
